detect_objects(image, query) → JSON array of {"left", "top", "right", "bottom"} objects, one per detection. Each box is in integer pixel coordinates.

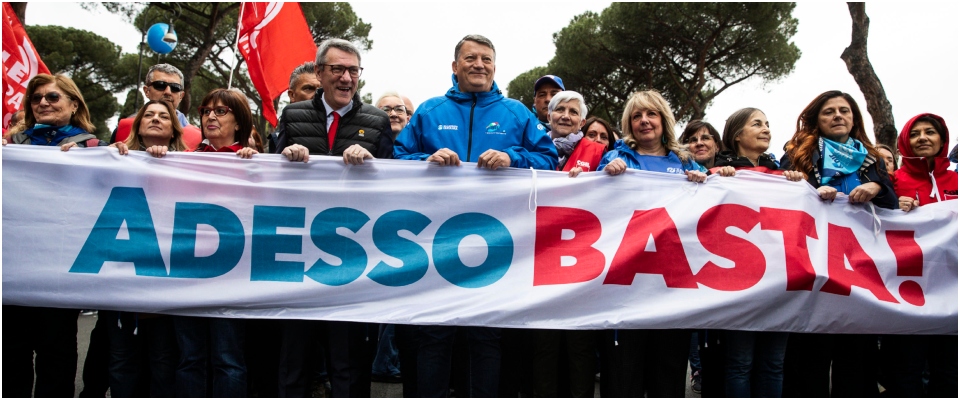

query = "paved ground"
[{"left": 73, "top": 314, "right": 700, "bottom": 397}]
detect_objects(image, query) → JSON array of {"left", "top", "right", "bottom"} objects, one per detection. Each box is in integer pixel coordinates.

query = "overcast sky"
[{"left": 27, "top": 1, "right": 959, "bottom": 154}]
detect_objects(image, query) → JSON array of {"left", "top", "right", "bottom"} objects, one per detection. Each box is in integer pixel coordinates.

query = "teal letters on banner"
[
  {"left": 169, "top": 203, "right": 245, "bottom": 278},
  {"left": 368, "top": 210, "right": 432, "bottom": 286},
  {"left": 251, "top": 206, "right": 306, "bottom": 282},
  {"left": 433, "top": 213, "right": 513, "bottom": 288},
  {"left": 306, "top": 207, "right": 369, "bottom": 286},
  {"left": 70, "top": 187, "right": 167, "bottom": 276}
]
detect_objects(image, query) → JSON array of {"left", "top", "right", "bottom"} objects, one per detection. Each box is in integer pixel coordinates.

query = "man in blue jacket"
[
  {"left": 393, "top": 34, "right": 557, "bottom": 398},
  {"left": 394, "top": 35, "right": 557, "bottom": 171}
]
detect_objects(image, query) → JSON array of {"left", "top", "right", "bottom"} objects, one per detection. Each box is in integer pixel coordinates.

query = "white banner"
[{"left": 2, "top": 146, "right": 957, "bottom": 334}]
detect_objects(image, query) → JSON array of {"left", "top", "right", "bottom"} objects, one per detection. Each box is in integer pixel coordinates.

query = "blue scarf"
[
  {"left": 819, "top": 136, "right": 867, "bottom": 194},
  {"left": 24, "top": 124, "right": 88, "bottom": 146}
]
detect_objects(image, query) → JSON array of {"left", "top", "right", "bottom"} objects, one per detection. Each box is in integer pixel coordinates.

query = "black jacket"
[
  {"left": 780, "top": 147, "right": 897, "bottom": 209},
  {"left": 714, "top": 150, "right": 780, "bottom": 170},
  {"left": 275, "top": 91, "right": 394, "bottom": 159}
]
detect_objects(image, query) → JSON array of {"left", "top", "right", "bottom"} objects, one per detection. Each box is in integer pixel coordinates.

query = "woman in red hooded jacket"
[
  {"left": 881, "top": 113, "right": 958, "bottom": 397},
  {"left": 894, "top": 113, "right": 958, "bottom": 211}
]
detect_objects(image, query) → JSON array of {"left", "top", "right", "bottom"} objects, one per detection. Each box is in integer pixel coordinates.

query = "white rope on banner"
[{"left": 528, "top": 167, "right": 538, "bottom": 212}]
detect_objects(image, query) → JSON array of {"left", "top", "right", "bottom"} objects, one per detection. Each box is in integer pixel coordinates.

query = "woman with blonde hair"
[
  {"left": 1, "top": 73, "right": 104, "bottom": 398},
  {"left": 597, "top": 90, "right": 706, "bottom": 181},
  {"left": 595, "top": 90, "right": 704, "bottom": 398},
  {"left": 4, "top": 73, "right": 103, "bottom": 149}
]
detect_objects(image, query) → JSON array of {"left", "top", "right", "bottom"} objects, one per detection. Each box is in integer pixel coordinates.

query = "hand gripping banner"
[{"left": 2, "top": 146, "right": 957, "bottom": 334}]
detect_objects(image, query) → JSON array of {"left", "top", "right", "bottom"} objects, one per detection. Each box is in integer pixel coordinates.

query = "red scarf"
[{"left": 197, "top": 141, "right": 244, "bottom": 153}]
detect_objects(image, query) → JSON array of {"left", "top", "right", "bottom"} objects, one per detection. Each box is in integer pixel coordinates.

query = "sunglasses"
[
  {"left": 198, "top": 106, "right": 233, "bottom": 117},
  {"left": 149, "top": 80, "right": 184, "bottom": 93},
  {"left": 30, "top": 92, "right": 67, "bottom": 105}
]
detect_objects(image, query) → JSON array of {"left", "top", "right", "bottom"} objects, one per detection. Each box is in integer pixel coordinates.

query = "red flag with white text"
[
  {"left": 2, "top": 2, "right": 50, "bottom": 129},
  {"left": 237, "top": 2, "right": 317, "bottom": 126}
]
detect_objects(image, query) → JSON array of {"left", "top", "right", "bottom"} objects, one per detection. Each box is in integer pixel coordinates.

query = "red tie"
[{"left": 327, "top": 112, "right": 340, "bottom": 151}]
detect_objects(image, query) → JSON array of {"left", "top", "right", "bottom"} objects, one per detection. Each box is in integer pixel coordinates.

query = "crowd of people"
[{"left": 2, "top": 33, "right": 957, "bottom": 398}]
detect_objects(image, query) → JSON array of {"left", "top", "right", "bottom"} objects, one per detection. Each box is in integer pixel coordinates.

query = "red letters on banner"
[
  {"left": 533, "top": 207, "right": 605, "bottom": 285},
  {"left": 2, "top": 3, "right": 50, "bottom": 129},
  {"left": 759, "top": 208, "right": 819, "bottom": 291},
  {"left": 534, "top": 206, "right": 925, "bottom": 306},
  {"left": 603, "top": 208, "right": 698, "bottom": 288},
  {"left": 821, "top": 224, "right": 898, "bottom": 302},
  {"left": 695, "top": 204, "right": 766, "bottom": 291},
  {"left": 885, "top": 230, "right": 926, "bottom": 306}
]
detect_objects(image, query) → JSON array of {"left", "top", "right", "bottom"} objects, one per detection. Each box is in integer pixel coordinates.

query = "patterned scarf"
[
  {"left": 24, "top": 124, "right": 87, "bottom": 146},
  {"left": 819, "top": 136, "right": 867, "bottom": 194}
]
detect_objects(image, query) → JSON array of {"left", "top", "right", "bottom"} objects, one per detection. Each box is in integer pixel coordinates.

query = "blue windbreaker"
[
  {"left": 394, "top": 75, "right": 558, "bottom": 170},
  {"left": 598, "top": 139, "right": 705, "bottom": 174}
]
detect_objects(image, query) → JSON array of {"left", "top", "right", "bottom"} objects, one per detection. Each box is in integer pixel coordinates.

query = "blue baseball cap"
[{"left": 534, "top": 75, "right": 565, "bottom": 92}]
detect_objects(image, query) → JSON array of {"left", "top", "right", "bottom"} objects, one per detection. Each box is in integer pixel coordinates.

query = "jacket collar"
[
  {"left": 715, "top": 150, "right": 779, "bottom": 170},
  {"left": 312, "top": 90, "right": 363, "bottom": 119},
  {"left": 446, "top": 73, "right": 503, "bottom": 106}
]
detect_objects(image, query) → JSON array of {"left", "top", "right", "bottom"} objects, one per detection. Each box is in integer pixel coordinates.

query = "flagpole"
[{"left": 228, "top": 2, "right": 245, "bottom": 89}]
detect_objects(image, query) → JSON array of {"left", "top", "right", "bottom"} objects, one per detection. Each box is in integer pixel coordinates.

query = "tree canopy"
[
  {"left": 508, "top": 3, "right": 801, "bottom": 126},
  {"left": 26, "top": 25, "right": 139, "bottom": 138}
]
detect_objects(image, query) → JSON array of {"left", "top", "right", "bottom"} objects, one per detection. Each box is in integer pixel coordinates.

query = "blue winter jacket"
[
  {"left": 598, "top": 139, "right": 705, "bottom": 174},
  {"left": 394, "top": 75, "right": 558, "bottom": 170}
]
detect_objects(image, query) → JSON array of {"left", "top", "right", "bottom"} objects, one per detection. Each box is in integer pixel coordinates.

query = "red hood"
[
  {"left": 894, "top": 113, "right": 957, "bottom": 204},
  {"left": 897, "top": 113, "right": 950, "bottom": 161}
]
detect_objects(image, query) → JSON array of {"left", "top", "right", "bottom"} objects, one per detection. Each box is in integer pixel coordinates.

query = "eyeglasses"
[
  {"left": 321, "top": 64, "right": 363, "bottom": 78},
  {"left": 148, "top": 80, "right": 184, "bottom": 93},
  {"left": 683, "top": 135, "right": 714, "bottom": 144},
  {"left": 198, "top": 106, "right": 233, "bottom": 117},
  {"left": 380, "top": 105, "right": 407, "bottom": 115},
  {"left": 30, "top": 92, "right": 67, "bottom": 105}
]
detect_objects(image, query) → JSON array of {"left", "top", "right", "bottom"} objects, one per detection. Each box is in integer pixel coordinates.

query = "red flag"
[
  {"left": 237, "top": 2, "right": 317, "bottom": 126},
  {"left": 2, "top": 3, "right": 50, "bottom": 129}
]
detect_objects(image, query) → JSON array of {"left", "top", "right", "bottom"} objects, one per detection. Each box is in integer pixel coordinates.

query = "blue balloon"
[{"left": 146, "top": 23, "right": 177, "bottom": 54}]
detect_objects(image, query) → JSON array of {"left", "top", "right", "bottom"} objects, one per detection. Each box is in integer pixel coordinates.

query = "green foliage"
[
  {"left": 301, "top": 3, "right": 373, "bottom": 51},
  {"left": 74, "top": 76, "right": 118, "bottom": 139},
  {"left": 25, "top": 25, "right": 139, "bottom": 138},
  {"left": 509, "top": 3, "right": 801, "bottom": 125},
  {"left": 119, "top": 89, "right": 141, "bottom": 118},
  {"left": 505, "top": 66, "right": 549, "bottom": 111}
]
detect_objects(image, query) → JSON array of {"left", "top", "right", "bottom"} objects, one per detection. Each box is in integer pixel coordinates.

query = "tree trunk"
[
  {"left": 841, "top": 2, "right": 897, "bottom": 148},
  {"left": 10, "top": 3, "right": 27, "bottom": 24}
]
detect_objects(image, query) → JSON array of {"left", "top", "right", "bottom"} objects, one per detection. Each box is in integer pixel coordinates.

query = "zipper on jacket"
[{"left": 467, "top": 94, "right": 477, "bottom": 162}]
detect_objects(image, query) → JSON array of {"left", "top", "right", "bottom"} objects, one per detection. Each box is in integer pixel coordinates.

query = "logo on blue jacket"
[{"left": 485, "top": 122, "right": 505, "bottom": 135}]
